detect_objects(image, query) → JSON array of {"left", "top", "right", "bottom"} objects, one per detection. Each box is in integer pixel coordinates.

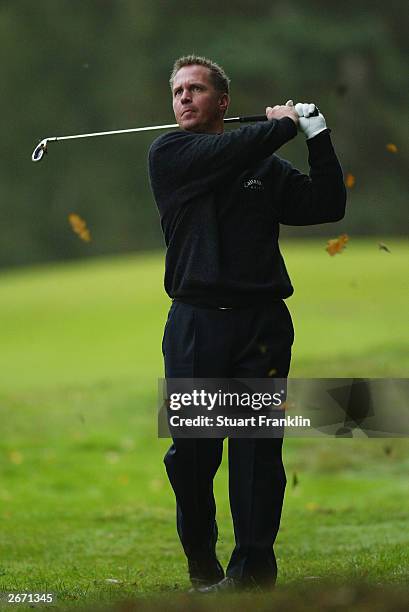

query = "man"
[{"left": 148, "top": 55, "right": 346, "bottom": 592}]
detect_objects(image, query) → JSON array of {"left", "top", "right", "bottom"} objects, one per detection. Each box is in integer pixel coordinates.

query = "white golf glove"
[{"left": 286, "top": 99, "right": 327, "bottom": 140}]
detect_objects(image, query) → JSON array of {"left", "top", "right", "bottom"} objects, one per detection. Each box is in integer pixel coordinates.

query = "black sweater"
[{"left": 148, "top": 117, "right": 346, "bottom": 307}]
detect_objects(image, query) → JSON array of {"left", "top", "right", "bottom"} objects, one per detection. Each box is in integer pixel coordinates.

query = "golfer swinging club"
[{"left": 148, "top": 55, "right": 346, "bottom": 592}]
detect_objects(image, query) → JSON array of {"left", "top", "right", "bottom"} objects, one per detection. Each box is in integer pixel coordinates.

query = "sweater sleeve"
[
  {"left": 148, "top": 117, "right": 297, "bottom": 207},
  {"left": 277, "top": 130, "right": 347, "bottom": 225}
]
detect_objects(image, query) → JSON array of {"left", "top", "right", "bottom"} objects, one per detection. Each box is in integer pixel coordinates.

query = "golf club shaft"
[
  {"left": 31, "top": 115, "right": 267, "bottom": 162},
  {"left": 31, "top": 109, "right": 318, "bottom": 162}
]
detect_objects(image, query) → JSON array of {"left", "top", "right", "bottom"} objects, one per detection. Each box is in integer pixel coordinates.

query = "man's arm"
[
  {"left": 277, "top": 130, "right": 347, "bottom": 225},
  {"left": 148, "top": 116, "right": 297, "bottom": 205}
]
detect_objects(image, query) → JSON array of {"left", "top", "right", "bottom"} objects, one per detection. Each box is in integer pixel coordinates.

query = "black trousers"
[{"left": 162, "top": 299, "right": 294, "bottom": 583}]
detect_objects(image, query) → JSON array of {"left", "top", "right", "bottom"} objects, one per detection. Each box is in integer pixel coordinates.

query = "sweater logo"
[{"left": 243, "top": 178, "right": 264, "bottom": 191}]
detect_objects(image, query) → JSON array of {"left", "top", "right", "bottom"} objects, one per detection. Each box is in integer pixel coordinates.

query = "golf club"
[{"left": 31, "top": 109, "right": 319, "bottom": 162}]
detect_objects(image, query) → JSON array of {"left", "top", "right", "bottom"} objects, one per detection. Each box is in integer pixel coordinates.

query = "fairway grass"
[{"left": 0, "top": 239, "right": 408, "bottom": 609}]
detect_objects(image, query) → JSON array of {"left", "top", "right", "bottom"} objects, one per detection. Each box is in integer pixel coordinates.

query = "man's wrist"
[
  {"left": 306, "top": 127, "right": 331, "bottom": 141},
  {"left": 306, "top": 128, "right": 335, "bottom": 162},
  {"left": 306, "top": 126, "right": 329, "bottom": 140},
  {"left": 278, "top": 116, "right": 298, "bottom": 136}
]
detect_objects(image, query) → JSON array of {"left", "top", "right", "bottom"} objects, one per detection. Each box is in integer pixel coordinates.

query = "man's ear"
[{"left": 219, "top": 93, "right": 230, "bottom": 115}]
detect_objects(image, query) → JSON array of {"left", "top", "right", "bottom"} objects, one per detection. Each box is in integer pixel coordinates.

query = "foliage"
[{"left": 1, "top": 0, "right": 407, "bottom": 267}]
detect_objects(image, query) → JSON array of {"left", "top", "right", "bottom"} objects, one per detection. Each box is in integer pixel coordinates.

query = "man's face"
[{"left": 172, "top": 65, "right": 229, "bottom": 133}]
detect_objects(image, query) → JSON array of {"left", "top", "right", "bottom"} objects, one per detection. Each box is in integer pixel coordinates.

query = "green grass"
[{"left": 0, "top": 239, "right": 408, "bottom": 610}]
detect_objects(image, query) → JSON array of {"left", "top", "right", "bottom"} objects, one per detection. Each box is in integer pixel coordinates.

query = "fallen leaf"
[
  {"left": 120, "top": 437, "right": 135, "bottom": 451},
  {"left": 68, "top": 213, "right": 91, "bottom": 242},
  {"left": 149, "top": 478, "right": 164, "bottom": 491},
  {"left": 105, "top": 452, "right": 120, "bottom": 464},
  {"left": 345, "top": 173, "right": 355, "bottom": 188},
  {"left": 9, "top": 451, "right": 23, "bottom": 465},
  {"left": 386, "top": 143, "right": 398, "bottom": 154},
  {"left": 378, "top": 243, "right": 391, "bottom": 253},
  {"left": 326, "top": 234, "right": 349, "bottom": 256},
  {"left": 306, "top": 502, "right": 335, "bottom": 514}
]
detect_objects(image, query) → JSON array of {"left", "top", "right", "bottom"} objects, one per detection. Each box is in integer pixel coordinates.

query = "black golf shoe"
[
  {"left": 196, "top": 575, "right": 275, "bottom": 593},
  {"left": 188, "top": 557, "right": 225, "bottom": 591}
]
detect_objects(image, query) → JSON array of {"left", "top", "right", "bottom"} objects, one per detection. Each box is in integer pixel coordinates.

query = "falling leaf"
[
  {"left": 386, "top": 143, "right": 398, "bottom": 154},
  {"left": 292, "top": 472, "right": 299, "bottom": 488},
  {"left": 68, "top": 213, "right": 91, "bottom": 242},
  {"left": 281, "top": 400, "right": 295, "bottom": 411},
  {"left": 267, "top": 368, "right": 277, "bottom": 377},
  {"left": 379, "top": 243, "right": 391, "bottom": 253},
  {"left": 326, "top": 234, "right": 349, "bottom": 256},
  {"left": 259, "top": 344, "right": 268, "bottom": 355},
  {"left": 162, "top": 399, "right": 171, "bottom": 410},
  {"left": 345, "top": 173, "right": 355, "bottom": 188}
]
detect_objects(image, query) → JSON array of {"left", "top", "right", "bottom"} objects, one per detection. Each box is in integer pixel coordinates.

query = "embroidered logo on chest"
[{"left": 243, "top": 178, "right": 264, "bottom": 191}]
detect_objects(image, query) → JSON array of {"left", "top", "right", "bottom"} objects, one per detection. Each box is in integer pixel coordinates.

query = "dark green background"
[{"left": 2, "top": 0, "right": 407, "bottom": 268}]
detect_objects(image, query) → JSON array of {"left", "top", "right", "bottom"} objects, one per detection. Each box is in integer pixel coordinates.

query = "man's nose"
[{"left": 181, "top": 89, "right": 192, "bottom": 104}]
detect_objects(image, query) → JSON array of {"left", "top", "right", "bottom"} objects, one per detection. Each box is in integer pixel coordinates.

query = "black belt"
[{"left": 172, "top": 297, "right": 281, "bottom": 310}]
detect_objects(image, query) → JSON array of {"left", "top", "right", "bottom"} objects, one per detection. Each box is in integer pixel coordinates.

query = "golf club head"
[{"left": 32, "top": 139, "right": 48, "bottom": 162}]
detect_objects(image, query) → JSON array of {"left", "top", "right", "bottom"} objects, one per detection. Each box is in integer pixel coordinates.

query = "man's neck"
[{"left": 185, "top": 125, "right": 224, "bottom": 135}]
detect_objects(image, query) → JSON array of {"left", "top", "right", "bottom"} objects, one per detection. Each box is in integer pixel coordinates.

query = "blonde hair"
[{"left": 169, "top": 54, "right": 230, "bottom": 94}]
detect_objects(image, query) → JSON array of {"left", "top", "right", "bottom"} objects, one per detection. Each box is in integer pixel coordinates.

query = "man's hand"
[
  {"left": 286, "top": 100, "right": 327, "bottom": 140},
  {"left": 266, "top": 104, "right": 299, "bottom": 127}
]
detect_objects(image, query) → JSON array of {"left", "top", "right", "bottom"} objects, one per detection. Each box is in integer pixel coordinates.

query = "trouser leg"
[
  {"left": 162, "top": 301, "right": 232, "bottom": 562},
  {"left": 227, "top": 301, "right": 293, "bottom": 583},
  {"left": 164, "top": 437, "right": 223, "bottom": 559},
  {"left": 226, "top": 437, "right": 286, "bottom": 583}
]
